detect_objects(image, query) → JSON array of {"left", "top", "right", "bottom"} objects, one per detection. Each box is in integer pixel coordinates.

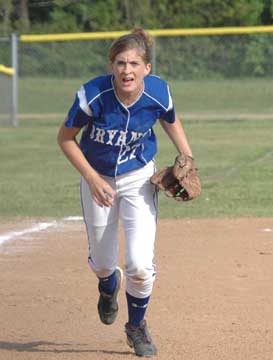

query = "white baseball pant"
[{"left": 80, "top": 160, "right": 158, "bottom": 298}]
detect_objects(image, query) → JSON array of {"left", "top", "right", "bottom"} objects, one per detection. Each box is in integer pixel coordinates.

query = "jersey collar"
[{"left": 111, "top": 75, "right": 145, "bottom": 109}]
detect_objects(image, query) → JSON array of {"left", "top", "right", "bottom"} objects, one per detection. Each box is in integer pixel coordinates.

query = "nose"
[{"left": 124, "top": 62, "right": 131, "bottom": 73}]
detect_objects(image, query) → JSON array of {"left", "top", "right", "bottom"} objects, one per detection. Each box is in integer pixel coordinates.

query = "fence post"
[
  {"left": 152, "top": 38, "right": 156, "bottom": 75},
  {"left": 11, "top": 33, "right": 18, "bottom": 127}
]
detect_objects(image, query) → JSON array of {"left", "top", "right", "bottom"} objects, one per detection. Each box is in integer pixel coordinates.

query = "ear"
[{"left": 144, "top": 63, "right": 151, "bottom": 76}]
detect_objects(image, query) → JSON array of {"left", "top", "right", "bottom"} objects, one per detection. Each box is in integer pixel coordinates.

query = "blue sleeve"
[
  {"left": 65, "top": 93, "right": 92, "bottom": 128},
  {"left": 145, "top": 76, "right": 176, "bottom": 124},
  {"left": 161, "top": 106, "right": 176, "bottom": 123},
  {"left": 160, "top": 86, "right": 176, "bottom": 123}
]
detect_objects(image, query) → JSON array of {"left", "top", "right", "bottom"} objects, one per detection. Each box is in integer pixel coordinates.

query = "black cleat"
[
  {"left": 97, "top": 267, "right": 123, "bottom": 325},
  {"left": 125, "top": 320, "right": 157, "bottom": 357}
]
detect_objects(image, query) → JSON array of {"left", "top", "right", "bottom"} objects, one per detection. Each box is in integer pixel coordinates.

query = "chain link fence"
[
  {"left": 3, "top": 29, "right": 273, "bottom": 124},
  {"left": 0, "top": 37, "right": 13, "bottom": 125},
  {"left": 0, "top": 72, "right": 13, "bottom": 125},
  {"left": 0, "top": 36, "right": 11, "bottom": 66}
]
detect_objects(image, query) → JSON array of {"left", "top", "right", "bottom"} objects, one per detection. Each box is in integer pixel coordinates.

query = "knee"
[
  {"left": 126, "top": 263, "right": 156, "bottom": 284},
  {"left": 126, "top": 263, "right": 156, "bottom": 298},
  {"left": 88, "top": 257, "right": 114, "bottom": 278}
]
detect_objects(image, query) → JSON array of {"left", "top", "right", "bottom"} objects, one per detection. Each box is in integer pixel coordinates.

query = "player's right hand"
[{"left": 87, "top": 173, "right": 116, "bottom": 208}]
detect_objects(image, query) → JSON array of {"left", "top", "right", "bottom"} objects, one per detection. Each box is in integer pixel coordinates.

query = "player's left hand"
[{"left": 150, "top": 153, "right": 201, "bottom": 201}]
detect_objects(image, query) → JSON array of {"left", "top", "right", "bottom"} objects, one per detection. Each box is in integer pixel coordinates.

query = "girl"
[{"left": 57, "top": 27, "right": 193, "bottom": 357}]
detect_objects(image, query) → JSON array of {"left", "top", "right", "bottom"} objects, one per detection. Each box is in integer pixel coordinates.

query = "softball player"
[{"left": 57, "top": 27, "right": 193, "bottom": 357}]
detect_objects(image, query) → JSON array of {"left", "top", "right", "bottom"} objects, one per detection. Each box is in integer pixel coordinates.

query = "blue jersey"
[{"left": 65, "top": 74, "right": 175, "bottom": 177}]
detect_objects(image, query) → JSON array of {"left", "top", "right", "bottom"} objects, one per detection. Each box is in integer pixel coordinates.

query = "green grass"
[
  {"left": 18, "top": 77, "right": 273, "bottom": 116},
  {"left": 155, "top": 119, "right": 273, "bottom": 218},
  {"left": 1, "top": 117, "right": 273, "bottom": 219},
  {"left": 169, "top": 78, "right": 273, "bottom": 114},
  {"left": 19, "top": 78, "right": 85, "bottom": 114}
]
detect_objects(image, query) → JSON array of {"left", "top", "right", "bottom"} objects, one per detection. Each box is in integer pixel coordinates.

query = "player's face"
[{"left": 111, "top": 48, "right": 151, "bottom": 101}]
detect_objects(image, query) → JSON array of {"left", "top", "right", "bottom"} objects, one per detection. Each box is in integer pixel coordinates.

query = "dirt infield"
[{"left": 1, "top": 217, "right": 273, "bottom": 360}]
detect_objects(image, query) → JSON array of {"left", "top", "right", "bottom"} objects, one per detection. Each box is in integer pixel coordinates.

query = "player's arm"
[
  {"left": 159, "top": 115, "right": 193, "bottom": 157},
  {"left": 57, "top": 123, "right": 116, "bottom": 207}
]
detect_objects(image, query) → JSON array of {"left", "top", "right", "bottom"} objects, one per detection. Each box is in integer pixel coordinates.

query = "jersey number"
[{"left": 118, "top": 144, "right": 140, "bottom": 164}]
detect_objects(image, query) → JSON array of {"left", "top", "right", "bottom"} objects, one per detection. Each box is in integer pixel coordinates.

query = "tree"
[
  {"left": 151, "top": 0, "right": 264, "bottom": 28},
  {"left": 0, "top": 0, "right": 13, "bottom": 35},
  {"left": 261, "top": 0, "right": 273, "bottom": 24},
  {"left": 122, "top": 0, "right": 156, "bottom": 28},
  {"left": 12, "top": 0, "right": 31, "bottom": 31},
  {"left": 0, "top": 0, "right": 271, "bottom": 36}
]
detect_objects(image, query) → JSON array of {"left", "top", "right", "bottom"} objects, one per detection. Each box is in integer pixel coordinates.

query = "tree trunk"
[{"left": 19, "top": 0, "right": 30, "bottom": 31}]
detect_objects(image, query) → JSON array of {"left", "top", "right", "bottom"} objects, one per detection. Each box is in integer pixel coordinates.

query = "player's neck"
[{"left": 114, "top": 82, "right": 144, "bottom": 107}]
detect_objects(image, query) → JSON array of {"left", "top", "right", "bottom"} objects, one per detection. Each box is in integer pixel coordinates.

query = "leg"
[
  {"left": 80, "top": 176, "right": 120, "bottom": 277},
  {"left": 80, "top": 176, "right": 122, "bottom": 325},
  {"left": 118, "top": 162, "right": 158, "bottom": 356},
  {"left": 119, "top": 163, "right": 158, "bottom": 300}
]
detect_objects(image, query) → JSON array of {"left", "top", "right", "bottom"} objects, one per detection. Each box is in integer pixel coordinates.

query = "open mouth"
[{"left": 122, "top": 77, "right": 134, "bottom": 85}]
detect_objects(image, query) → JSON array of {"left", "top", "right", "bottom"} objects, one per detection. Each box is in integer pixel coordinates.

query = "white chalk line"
[
  {"left": 0, "top": 216, "right": 83, "bottom": 247},
  {"left": 1, "top": 216, "right": 272, "bottom": 249}
]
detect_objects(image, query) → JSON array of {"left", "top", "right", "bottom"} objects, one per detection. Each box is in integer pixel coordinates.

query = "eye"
[{"left": 116, "top": 60, "right": 126, "bottom": 66}]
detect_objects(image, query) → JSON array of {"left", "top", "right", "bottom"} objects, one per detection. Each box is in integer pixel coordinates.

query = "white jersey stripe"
[
  {"left": 77, "top": 86, "right": 92, "bottom": 116},
  {"left": 88, "top": 87, "right": 114, "bottom": 106},
  {"left": 166, "top": 85, "right": 173, "bottom": 111}
]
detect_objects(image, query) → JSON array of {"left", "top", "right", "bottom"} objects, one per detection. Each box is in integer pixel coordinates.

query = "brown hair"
[{"left": 108, "top": 27, "right": 154, "bottom": 64}]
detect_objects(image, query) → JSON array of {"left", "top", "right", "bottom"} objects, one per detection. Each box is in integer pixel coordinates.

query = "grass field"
[
  {"left": 18, "top": 77, "right": 273, "bottom": 117},
  {"left": 1, "top": 77, "right": 273, "bottom": 218},
  {"left": 1, "top": 115, "right": 273, "bottom": 219}
]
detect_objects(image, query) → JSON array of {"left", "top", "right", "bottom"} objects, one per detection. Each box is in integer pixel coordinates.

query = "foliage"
[
  {"left": 261, "top": 0, "right": 273, "bottom": 24},
  {"left": 153, "top": 0, "right": 264, "bottom": 28},
  {"left": 1, "top": 1, "right": 272, "bottom": 81},
  {"left": 0, "top": 0, "right": 272, "bottom": 36}
]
